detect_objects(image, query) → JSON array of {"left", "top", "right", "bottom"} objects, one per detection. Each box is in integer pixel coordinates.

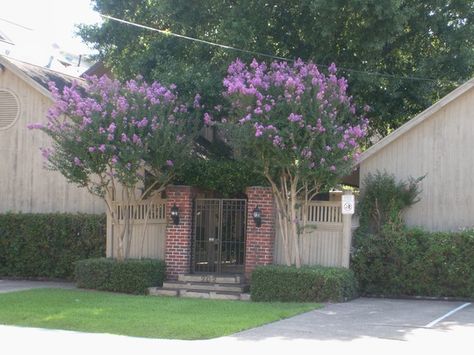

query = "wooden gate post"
[{"left": 341, "top": 191, "right": 354, "bottom": 268}]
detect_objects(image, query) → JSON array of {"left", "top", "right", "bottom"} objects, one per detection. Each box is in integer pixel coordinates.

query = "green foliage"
[
  {"left": 80, "top": 0, "right": 474, "bottom": 137},
  {"left": 174, "top": 158, "right": 267, "bottom": 197},
  {"left": 74, "top": 258, "right": 166, "bottom": 294},
  {"left": 352, "top": 228, "right": 474, "bottom": 298},
  {"left": 358, "top": 171, "right": 423, "bottom": 233},
  {"left": 251, "top": 265, "right": 358, "bottom": 302},
  {"left": 0, "top": 213, "right": 105, "bottom": 280}
]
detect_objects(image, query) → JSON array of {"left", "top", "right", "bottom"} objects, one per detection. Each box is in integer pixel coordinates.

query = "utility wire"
[
  {"left": 100, "top": 14, "right": 455, "bottom": 84},
  {"left": 0, "top": 17, "right": 33, "bottom": 31},
  {"left": 100, "top": 14, "right": 289, "bottom": 62}
]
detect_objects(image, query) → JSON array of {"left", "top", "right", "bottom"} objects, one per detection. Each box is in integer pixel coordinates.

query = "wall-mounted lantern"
[
  {"left": 252, "top": 205, "right": 262, "bottom": 227},
  {"left": 170, "top": 204, "right": 180, "bottom": 225}
]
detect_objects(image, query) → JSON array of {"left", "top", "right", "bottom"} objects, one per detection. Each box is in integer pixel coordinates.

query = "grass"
[{"left": 0, "top": 288, "right": 319, "bottom": 339}]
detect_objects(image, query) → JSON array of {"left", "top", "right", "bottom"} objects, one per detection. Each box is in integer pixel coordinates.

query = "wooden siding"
[
  {"left": 106, "top": 197, "right": 167, "bottom": 259},
  {"left": 360, "top": 87, "right": 474, "bottom": 231},
  {"left": 274, "top": 201, "right": 353, "bottom": 267},
  {"left": 0, "top": 67, "right": 104, "bottom": 213}
]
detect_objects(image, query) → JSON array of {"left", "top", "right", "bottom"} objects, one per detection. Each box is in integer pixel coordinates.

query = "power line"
[
  {"left": 100, "top": 14, "right": 455, "bottom": 84},
  {"left": 100, "top": 14, "right": 289, "bottom": 62},
  {"left": 0, "top": 17, "right": 33, "bottom": 31}
]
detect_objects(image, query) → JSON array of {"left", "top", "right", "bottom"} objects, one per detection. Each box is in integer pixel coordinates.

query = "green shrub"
[
  {"left": 358, "top": 171, "right": 423, "bottom": 233},
  {"left": 74, "top": 258, "right": 166, "bottom": 294},
  {"left": 0, "top": 213, "right": 105, "bottom": 280},
  {"left": 352, "top": 228, "right": 474, "bottom": 298},
  {"left": 251, "top": 265, "right": 358, "bottom": 302}
]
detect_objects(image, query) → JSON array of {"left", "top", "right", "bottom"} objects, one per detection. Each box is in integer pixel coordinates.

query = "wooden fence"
[
  {"left": 274, "top": 201, "right": 356, "bottom": 267},
  {"left": 106, "top": 196, "right": 167, "bottom": 259},
  {"left": 107, "top": 195, "right": 356, "bottom": 268}
]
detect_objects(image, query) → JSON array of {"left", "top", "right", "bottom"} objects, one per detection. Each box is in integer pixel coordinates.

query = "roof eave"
[
  {"left": 357, "top": 78, "right": 474, "bottom": 165},
  {"left": 0, "top": 55, "right": 54, "bottom": 101}
]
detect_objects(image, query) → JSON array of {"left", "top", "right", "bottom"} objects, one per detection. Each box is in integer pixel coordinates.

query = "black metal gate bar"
[{"left": 192, "top": 199, "right": 247, "bottom": 274}]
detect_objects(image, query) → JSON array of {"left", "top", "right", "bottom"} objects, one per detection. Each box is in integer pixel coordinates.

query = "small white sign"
[{"left": 341, "top": 194, "right": 355, "bottom": 215}]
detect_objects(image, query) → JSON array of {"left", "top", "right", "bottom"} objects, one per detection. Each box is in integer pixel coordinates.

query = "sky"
[{"left": 0, "top": 0, "right": 102, "bottom": 74}]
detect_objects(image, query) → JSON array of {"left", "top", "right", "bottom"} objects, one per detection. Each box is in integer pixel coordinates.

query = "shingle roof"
[{"left": 1, "top": 56, "right": 84, "bottom": 94}]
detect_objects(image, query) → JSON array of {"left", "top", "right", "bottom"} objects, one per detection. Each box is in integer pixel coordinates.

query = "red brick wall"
[
  {"left": 244, "top": 186, "right": 275, "bottom": 279},
  {"left": 165, "top": 185, "right": 196, "bottom": 280}
]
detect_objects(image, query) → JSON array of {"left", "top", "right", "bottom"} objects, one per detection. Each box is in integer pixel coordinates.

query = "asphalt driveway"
[
  {"left": 0, "top": 281, "right": 472, "bottom": 355},
  {"left": 235, "top": 297, "right": 473, "bottom": 341}
]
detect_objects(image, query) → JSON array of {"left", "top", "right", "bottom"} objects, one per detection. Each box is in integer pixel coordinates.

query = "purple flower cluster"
[
  {"left": 29, "top": 75, "right": 192, "bottom": 174},
  {"left": 224, "top": 58, "right": 369, "bottom": 174}
]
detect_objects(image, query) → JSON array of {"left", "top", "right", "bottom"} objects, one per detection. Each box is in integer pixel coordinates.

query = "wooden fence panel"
[
  {"left": 274, "top": 201, "right": 347, "bottom": 267},
  {"left": 107, "top": 196, "right": 167, "bottom": 259}
]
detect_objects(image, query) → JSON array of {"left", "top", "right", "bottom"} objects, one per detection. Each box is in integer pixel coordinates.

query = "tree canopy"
[{"left": 80, "top": 0, "right": 474, "bottom": 137}]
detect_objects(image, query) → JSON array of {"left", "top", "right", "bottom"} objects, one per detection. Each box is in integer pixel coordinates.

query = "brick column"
[
  {"left": 165, "top": 185, "right": 196, "bottom": 280},
  {"left": 245, "top": 186, "right": 275, "bottom": 280}
]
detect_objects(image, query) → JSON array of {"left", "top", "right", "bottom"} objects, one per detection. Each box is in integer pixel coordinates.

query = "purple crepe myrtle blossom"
[
  {"left": 288, "top": 113, "right": 303, "bottom": 123},
  {"left": 27, "top": 122, "right": 44, "bottom": 130},
  {"left": 40, "top": 147, "right": 53, "bottom": 159},
  {"left": 132, "top": 134, "right": 142, "bottom": 145},
  {"left": 193, "top": 93, "right": 201, "bottom": 108},
  {"left": 98, "top": 144, "right": 106, "bottom": 153},
  {"left": 88, "top": 147, "right": 96, "bottom": 153},
  {"left": 166, "top": 160, "right": 174, "bottom": 167},
  {"left": 203, "top": 112, "right": 214, "bottom": 126},
  {"left": 136, "top": 117, "right": 148, "bottom": 128},
  {"left": 107, "top": 122, "right": 116, "bottom": 133},
  {"left": 73, "top": 157, "right": 82, "bottom": 166}
]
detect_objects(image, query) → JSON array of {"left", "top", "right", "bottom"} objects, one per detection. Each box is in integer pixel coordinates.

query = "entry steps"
[{"left": 148, "top": 274, "right": 250, "bottom": 301}]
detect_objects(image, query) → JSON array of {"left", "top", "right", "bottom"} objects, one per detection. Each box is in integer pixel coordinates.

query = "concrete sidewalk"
[{"left": 0, "top": 279, "right": 75, "bottom": 293}]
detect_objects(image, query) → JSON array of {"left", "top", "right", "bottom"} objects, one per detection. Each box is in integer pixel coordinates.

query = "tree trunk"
[{"left": 290, "top": 180, "right": 302, "bottom": 268}]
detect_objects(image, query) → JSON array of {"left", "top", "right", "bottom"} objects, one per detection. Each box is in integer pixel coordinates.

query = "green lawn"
[{"left": 0, "top": 288, "right": 319, "bottom": 339}]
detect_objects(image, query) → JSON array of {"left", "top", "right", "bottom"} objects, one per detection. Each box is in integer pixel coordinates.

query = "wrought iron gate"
[{"left": 193, "top": 199, "right": 247, "bottom": 274}]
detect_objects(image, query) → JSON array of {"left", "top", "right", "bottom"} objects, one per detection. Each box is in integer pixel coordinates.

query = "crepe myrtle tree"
[
  {"left": 219, "top": 58, "right": 369, "bottom": 267},
  {"left": 28, "top": 75, "right": 197, "bottom": 261}
]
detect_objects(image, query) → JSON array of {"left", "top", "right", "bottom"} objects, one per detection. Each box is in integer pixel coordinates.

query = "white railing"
[
  {"left": 305, "top": 201, "right": 343, "bottom": 225},
  {"left": 112, "top": 199, "right": 166, "bottom": 224}
]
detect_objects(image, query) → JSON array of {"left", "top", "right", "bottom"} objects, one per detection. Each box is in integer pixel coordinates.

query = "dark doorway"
[{"left": 193, "top": 199, "right": 247, "bottom": 274}]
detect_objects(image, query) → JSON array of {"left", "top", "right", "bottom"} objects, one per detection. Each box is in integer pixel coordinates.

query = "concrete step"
[
  {"left": 148, "top": 288, "right": 178, "bottom": 297},
  {"left": 178, "top": 289, "right": 250, "bottom": 301},
  {"left": 178, "top": 274, "right": 242, "bottom": 284},
  {"left": 162, "top": 281, "right": 248, "bottom": 293},
  {"left": 148, "top": 287, "right": 251, "bottom": 301}
]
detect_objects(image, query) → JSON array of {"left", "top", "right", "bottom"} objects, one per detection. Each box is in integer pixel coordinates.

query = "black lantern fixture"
[
  {"left": 252, "top": 205, "right": 262, "bottom": 227},
  {"left": 170, "top": 204, "right": 180, "bottom": 225}
]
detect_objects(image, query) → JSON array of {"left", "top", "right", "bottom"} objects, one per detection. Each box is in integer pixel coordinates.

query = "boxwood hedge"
[
  {"left": 0, "top": 213, "right": 105, "bottom": 280},
  {"left": 251, "top": 265, "right": 358, "bottom": 302},
  {"left": 74, "top": 258, "right": 166, "bottom": 294},
  {"left": 352, "top": 228, "right": 474, "bottom": 298}
]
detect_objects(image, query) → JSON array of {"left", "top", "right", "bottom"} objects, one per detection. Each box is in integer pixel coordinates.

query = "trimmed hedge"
[
  {"left": 74, "top": 258, "right": 166, "bottom": 294},
  {"left": 351, "top": 228, "right": 474, "bottom": 298},
  {"left": 0, "top": 213, "right": 105, "bottom": 280},
  {"left": 251, "top": 265, "right": 358, "bottom": 302}
]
